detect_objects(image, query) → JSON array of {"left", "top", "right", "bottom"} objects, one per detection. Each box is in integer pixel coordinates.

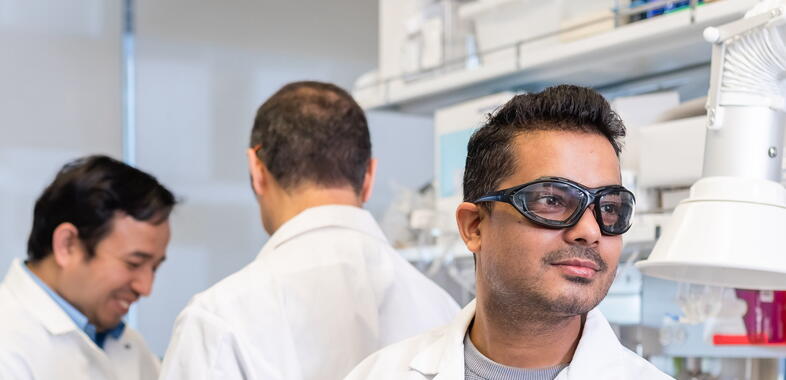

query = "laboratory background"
[{"left": 2, "top": 0, "right": 786, "bottom": 379}]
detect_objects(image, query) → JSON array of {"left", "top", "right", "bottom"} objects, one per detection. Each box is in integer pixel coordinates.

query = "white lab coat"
[
  {"left": 345, "top": 299, "right": 674, "bottom": 380},
  {"left": 0, "top": 259, "right": 160, "bottom": 380},
  {"left": 159, "top": 205, "right": 460, "bottom": 380}
]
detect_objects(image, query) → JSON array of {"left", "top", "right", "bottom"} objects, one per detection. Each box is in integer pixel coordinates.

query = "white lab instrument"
[{"left": 637, "top": 0, "right": 786, "bottom": 290}]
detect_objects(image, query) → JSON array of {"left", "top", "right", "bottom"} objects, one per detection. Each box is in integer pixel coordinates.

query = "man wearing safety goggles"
[{"left": 345, "top": 85, "right": 672, "bottom": 379}]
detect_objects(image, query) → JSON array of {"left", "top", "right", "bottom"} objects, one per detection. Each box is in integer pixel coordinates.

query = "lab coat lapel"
[
  {"left": 409, "top": 299, "right": 477, "bottom": 379},
  {"left": 4, "top": 259, "right": 78, "bottom": 336},
  {"left": 557, "top": 309, "right": 626, "bottom": 379},
  {"left": 4, "top": 259, "right": 118, "bottom": 377}
]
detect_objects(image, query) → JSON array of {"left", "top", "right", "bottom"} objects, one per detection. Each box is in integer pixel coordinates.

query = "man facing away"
[
  {"left": 345, "top": 85, "right": 673, "bottom": 380},
  {"left": 0, "top": 155, "right": 176, "bottom": 380},
  {"left": 159, "top": 81, "right": 459, "bottom": 380}
]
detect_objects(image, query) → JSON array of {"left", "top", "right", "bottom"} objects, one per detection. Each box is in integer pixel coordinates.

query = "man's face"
[
  {"left": 475, "top": 130, "right": 622, "bottom": 319},
  {"left": 62, "top": 214, "right": 170, "bottom": 331}
]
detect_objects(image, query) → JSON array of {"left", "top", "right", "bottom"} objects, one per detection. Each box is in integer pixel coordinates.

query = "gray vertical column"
[
  {"left": 122, "top": 0, "right": 139, "bottom": 328},
  {"left": 122, "top": 0, "right": 136, "bottom": 166}
]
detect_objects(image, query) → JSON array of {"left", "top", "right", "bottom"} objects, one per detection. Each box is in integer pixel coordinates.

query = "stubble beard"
[{"left": 482, "top": 246, "right": 616, "bottom": 333}]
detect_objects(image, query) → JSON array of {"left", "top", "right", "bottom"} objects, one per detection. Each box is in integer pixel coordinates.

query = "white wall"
[
  {"left": 366, "top": 111, "right": 434, "bottom": 219},
  {"left": 0, "top": 0, "right": 122, "bottom": 276}
]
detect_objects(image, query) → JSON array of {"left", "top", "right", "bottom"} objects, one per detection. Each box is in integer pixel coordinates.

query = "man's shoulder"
[
  {"left": 179, "top": 260, "right": 277, "bottom": 320},
  {"left": 0, "top": 317, "right": 45, "bottom": 353},
  {"left": 0, "top": 302, "right": 60, "bottom": 366},
  {"left": 0, "top": 289, "right": 45, "bottom": 343},
  {"left": 174, "top": 225, "right": 385, "bottom": 325}
]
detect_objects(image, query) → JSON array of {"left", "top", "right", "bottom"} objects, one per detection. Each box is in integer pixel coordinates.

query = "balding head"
[{"left": 249, "top": 81, "right": 371, "bottom": 194}]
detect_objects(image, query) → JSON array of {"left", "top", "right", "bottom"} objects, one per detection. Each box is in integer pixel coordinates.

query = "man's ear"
[
  {"left": 456, "top": 202, "right": 483, "bottom": 254},
  {"left": 360, "top": 158, "right": 378, "bottom": 203},
  {"left": 51, "top": 222, "right": 81, "bottom": 268},
  {"left": 247, "top": 147, "right": 268, "bottom": 197}
]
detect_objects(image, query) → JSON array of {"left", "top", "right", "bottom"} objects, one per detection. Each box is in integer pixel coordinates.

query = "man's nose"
[
  {"left": 131, "top": 267, "right": 154, "bottom": 297},
  {"left": 564, "top": 205, "right": 601, "bottom": 246}
]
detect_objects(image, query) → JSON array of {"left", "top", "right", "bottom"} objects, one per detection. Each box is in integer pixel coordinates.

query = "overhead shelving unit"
[{"left": 354, "top": 0, "right": 759, "bottom": 114}]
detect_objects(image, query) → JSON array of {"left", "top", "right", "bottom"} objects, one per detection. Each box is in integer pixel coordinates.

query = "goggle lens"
[
  {"left": 509, "top": 181, "right": 635, "bottom": 235},
  {"left": 597, "top": 190, "right": 635, "bottom": 235},
  {"left": 513, "top": 181, "right": 585, "bottom": 223}
]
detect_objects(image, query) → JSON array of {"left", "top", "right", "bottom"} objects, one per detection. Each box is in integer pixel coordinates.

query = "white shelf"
[{"left": 355, "top": 0, "right": 757, "bottom": 114}]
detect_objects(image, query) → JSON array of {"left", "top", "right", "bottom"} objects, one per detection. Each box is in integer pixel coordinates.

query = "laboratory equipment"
[{"left": 637, "top": 0, "right": 786, "bottom": 290}]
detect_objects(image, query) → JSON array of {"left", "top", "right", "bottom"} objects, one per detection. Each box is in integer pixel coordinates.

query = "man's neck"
[
  {"left": 267, "top": 185, "right": 362, "bottom": 233},
  {"left": 468, "top": 299, "right": 585, "bottom": 369}
]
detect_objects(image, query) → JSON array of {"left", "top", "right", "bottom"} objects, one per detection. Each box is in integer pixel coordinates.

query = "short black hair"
[
  {"left": 249, "top": 81, "right": 371, "bottom": 194},
  {"left": 27, "top": 155, "right": 176, "bottom": 262},
  {"left": 463, "top": 85, "right": 626, "bottom": 208}
]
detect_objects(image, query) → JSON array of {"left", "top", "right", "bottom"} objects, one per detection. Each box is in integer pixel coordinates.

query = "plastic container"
[{"left": 735, "top": 289, "right": 786, "bottom": 344}]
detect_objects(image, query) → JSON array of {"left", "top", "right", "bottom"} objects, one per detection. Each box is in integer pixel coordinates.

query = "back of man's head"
[
  {"left": 249, "top": 81, "right": 371, "bottom": 194},
  {"left": 27, "top": 155, "right": 176, "bottom": 262}
]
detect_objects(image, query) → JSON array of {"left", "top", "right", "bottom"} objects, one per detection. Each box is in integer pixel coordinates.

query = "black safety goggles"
[{"left": 474, "top": 176, "right": 636, "bottom": 236}]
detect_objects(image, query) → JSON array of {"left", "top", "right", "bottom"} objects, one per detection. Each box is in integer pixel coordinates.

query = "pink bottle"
[{"left": 735, "top": 289, "right": 786, "bottom": 344}]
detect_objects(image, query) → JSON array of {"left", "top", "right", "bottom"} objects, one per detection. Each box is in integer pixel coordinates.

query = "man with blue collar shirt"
[{"left": 0, "top": 155, "right": 176, "bottom": 379}]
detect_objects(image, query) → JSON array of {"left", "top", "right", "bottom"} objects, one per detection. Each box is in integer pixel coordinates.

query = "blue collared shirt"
[{"left": 23, "top": 263, "right": 125, "bottom": 349}]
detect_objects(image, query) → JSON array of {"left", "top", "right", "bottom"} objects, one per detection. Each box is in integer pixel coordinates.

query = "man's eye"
[
  {"left": 601, "top": 203, "right": 619, "bottom": 214},
  {"left": 538, "top": 195, "right": 563, "bottom": 207},
  {"left": 126, "top": 261, "right": 143, "bottom": 269}
]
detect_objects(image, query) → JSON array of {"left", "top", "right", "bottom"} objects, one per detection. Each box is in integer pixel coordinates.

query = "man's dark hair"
[
  {"left": 462, "top": 85, "right": 626, "bottom": 209},
  {"left": 249, "top": 81, "right": 371, "bottom": 194},
  {"left": 27, "top": 155, "right": 176, "bottom": 262}
]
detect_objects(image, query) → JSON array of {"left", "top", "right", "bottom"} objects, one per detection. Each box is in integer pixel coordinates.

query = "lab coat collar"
[
  {"left": 264, "top": 205, "right": 388, "bottom": 253},
  {"left": 409, "top": 298, "right": 629, "bottom": 379},
  {"left": 3, "top": 259, "right": 80, "bottom": 336},
  {"left": 409, "top": 299, "right": 476, "bottom": 378},
  {"left": 560, "top": 303, "right": 629, "bottom": 378}
]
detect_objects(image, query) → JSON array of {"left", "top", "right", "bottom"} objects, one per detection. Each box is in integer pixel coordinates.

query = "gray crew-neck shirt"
[{"left": 464, "top": 333, "right": 568, "bottom": 380}]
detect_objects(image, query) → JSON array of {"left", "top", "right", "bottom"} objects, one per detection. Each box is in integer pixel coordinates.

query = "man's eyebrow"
[
  {"left": 130, "top": 251, "right": 154, "bottom": 259},
  {"left": 129, "top": 251, "right": 167, "bottom": 265}
]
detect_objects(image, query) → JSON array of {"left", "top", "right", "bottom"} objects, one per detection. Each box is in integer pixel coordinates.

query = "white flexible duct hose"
[{"left": 719, "top": 1, "right": 786, "bottom": 110}]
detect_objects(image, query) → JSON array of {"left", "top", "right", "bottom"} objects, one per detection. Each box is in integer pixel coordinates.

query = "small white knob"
[{"left": 704, "top": 27, "right": 721, "bottom": 43}]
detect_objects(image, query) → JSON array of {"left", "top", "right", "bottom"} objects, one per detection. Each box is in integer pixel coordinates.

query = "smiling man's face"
[
  {"left": 475, "top": 130, "right": 622, "bottom": 320},
  {"left": 60, "top": 213, "right": 170, "bottom": 331}
]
